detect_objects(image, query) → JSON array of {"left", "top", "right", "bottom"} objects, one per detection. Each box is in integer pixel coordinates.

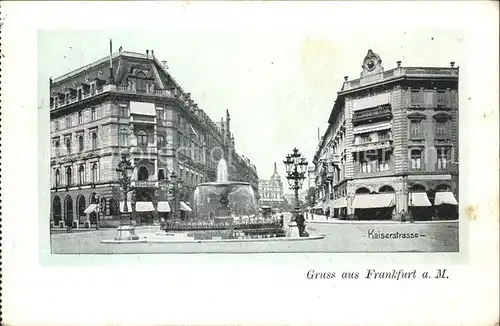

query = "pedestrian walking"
[
  {"left": 295, "top": 213, "right": 307, "bottom": 237},
  {"left": 65, "top": 217, "right": 72, "bottom": 233}
]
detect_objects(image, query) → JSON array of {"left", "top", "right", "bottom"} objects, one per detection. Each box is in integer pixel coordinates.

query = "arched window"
[
  {"left": 78, "top": 164, "right": 85, "bottom": 184},
  {"left": 356, "top": 187, "right": 370, "bottom": 194},
  {"left": 410, "top": 184, "right": 426, "bottom": 192},
  {"left": 78, "top": 135, "right": 84, "bottom": 152},
  {"left": 91, "top": 163, "right": 98, "bottom": 183},
  {"left": 138, "top": 166, "right": 149, "bottom": 181},
  {"left": 66, "top": 167, "right": 72, "bottom": 185},
  {"left": 78, "top": 110, "right": 83, "bottom": 124},
  {"left": 91, "top": 132, "right": 98, "bottom": 150},
  {"left": 436, "top": 184, "right": 451, "bottom": 192},
  {"left": 379, "top": 185, "right": 395, "bottom": 193},
  {"left": 137, "top": 130, "right": 148, "bottom": 147},
  {"left": 55, "top": 169, "right": 61, "bottom": 187}
]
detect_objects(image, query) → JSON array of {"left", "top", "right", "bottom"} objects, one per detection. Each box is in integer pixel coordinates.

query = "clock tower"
[{"left": 360, "top": 49, "right": 384, "bottom": 77}]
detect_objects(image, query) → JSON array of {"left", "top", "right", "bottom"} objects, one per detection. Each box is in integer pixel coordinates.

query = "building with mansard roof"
[
  {"left": 49, "top": 45, "right": 259, "bottom": 227},
  {"left": 310, "top": 50, "right": 459, "bottom": 221},
  {"left": 258, "top": 163, "right": 285, "bottom": 209}
]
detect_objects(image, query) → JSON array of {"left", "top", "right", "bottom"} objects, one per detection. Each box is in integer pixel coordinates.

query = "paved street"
[{"left": 50, "top": 219, "right": 459, "bottom": 254}]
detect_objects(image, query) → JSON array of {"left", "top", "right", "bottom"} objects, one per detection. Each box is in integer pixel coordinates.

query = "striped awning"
[
  {"left": 135, "top": 201, "right": 155, "bottom": 212},
  {"left": 180, "top": 201, "right": 192, "bottom": 212},
  {"left": 157, "top": 201, "right": 171, "bottom": 212},
  {"left": 120, "top": 202, "right": 133, "bottom": 213},
  {"left": 409, "top": 193, "right": 432, "bottom": 207},
  {"left": 352, "top": 194, "right": 395, "bottom": 209},
  {"left": 434, "top": 192, "right": 458, "bottom": 206},
  {"left": 84, "top": 204, "right": 97, "bottom": 214}
]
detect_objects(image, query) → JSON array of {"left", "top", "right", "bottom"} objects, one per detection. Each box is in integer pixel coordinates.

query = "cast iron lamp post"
[
  {"left": 114, "top": 153, "right": 139, "bottom": 240},
  {"left": 283, "top": 148, "right": 308, "bottom": 225},
  {"left": 169, "top": 171, "right": 184, "bottom": 219}
]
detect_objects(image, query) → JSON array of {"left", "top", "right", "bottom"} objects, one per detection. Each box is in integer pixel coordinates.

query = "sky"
[{"left": 38, "top": 27, "right": 466, "bottom": 193}]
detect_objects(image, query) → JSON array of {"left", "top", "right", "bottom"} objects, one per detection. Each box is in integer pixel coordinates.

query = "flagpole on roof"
[{"left": 106, "top": 38, "right": 115, "bottom": 85}]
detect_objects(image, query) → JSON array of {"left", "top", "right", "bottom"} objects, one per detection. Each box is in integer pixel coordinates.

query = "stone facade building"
[
  {"left": 50, "top": 47, "right": 259, "bottom": 227},
  {"left": 258, "top": 163, "right": 285, "bottom": 209},
  {"left": 311, "top": 50, "right": 459, "bottom": 220}
]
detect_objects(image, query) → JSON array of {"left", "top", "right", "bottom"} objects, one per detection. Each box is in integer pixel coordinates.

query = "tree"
[{"left": 305, "top": 187, "right": 317, "bottom": 207}]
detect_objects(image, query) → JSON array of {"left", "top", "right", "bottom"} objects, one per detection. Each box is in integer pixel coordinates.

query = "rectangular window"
[
  {"left": 78, "top": 111, "right": 83, "bottom": 124},
  {"left": 378, "top": 131, "right": 390, "bottom": 141},
  {"left": 410, "top": 120, "right": 423, "bottom": 138},
  {"left": 435, "top": 121, "right": 448, "bottom": 139},
  {"left": 158, "top": 169, "right": 165, "bottom": 181},
  {"left": 91, "top": 107, "right": 97, "bottom": 121},
  {"left": 65, "top": 138, "right": 72, "bottom": 154},
  {"left": 54, "top": 120, "right": 60, "bottom": 131},
  {"left": 156, "top": 107, "right": 164, "bottom": 120},
  {"left": 437, "top": 148, "right": 449, "bottom": 169},
  {"left": 410, "top": 90, "right": 421, "bottom": 106},
  {"left": 165, "top": 108, "right": 173, "bottom": 121},
  {"left": 66, "top": 116, "right": 72, "bottom": 129},
  {"left": 437, "top": 91, "right": 447, "bottom": 107},
  {"left": 119, "top": 104, "right": 129, "bottom": 118},
  {"left": 410, "top": 149, "right": 422, "bottom": 170},
  {"left": 119, "top": 133, "right": 129, "bottom": 147}
]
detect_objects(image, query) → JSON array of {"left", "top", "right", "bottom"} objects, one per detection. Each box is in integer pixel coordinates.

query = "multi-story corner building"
[
  {"left": 311, "top": 50, "right": 459, "bottom": 220},
  {"left": 49, "top": 46, "right": 259, "bottom": 227},
  {"left": 258, "top": 163, "right": 285, "bottom": 209}
]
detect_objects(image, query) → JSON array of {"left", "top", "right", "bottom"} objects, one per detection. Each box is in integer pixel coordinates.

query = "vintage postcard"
[{"left": 2, "top": 1, "right": 499, "bottom": 326}]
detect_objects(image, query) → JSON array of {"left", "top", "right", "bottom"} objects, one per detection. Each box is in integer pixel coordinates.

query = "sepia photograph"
[{"left": 41, "top": 29, "right": 460, "bottom": 254}]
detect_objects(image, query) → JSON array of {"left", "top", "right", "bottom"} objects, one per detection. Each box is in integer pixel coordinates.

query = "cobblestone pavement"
[{"left": 50, "top": 220, "right": 459, "bottom": 254}]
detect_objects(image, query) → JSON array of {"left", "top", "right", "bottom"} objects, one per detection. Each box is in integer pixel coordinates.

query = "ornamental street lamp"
[
  {"left": 283, "top": 148, "right": 308, "bottom": 224},
  {"left": 169, "top": 171, "right": 184, "bottom": 219},
  {"left": 114, "top": 152, "right": 139, "bottom": 240}
]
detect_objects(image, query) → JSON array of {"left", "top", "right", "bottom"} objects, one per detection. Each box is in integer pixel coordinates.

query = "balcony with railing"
[
  {"left": 341, "top": 67, "right": 458, "bottom": 92},
  {"left": 352, "top": 104, "right": 392, "bottom": 125}
]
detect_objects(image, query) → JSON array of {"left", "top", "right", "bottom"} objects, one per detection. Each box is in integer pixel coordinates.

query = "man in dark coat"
[{"left": 295, "top": 213, "right": 306, "bottom": 237}]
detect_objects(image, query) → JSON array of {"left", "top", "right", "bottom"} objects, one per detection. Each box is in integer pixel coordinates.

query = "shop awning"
[
  {"left": 313, "top": 202, "right": 324, "bottom": 209},
  {"left": 157, "top": 201, "right": 171, "bottom": 212},
  {"left": 352, "top": 194, "right": 395, "bottom": 209},
  {"left": 180, "top": 201, "right": 192, "bottom": 212},
  {"left": 84, "top": 204, "right": 97, "bottom": 214},
  {"left": 135, "top": 201, "right": 155, "bottom": 212},
  {"left": 434, "top": 192, "right": 458, "bottom": 206},
  {"left": 120, "top": 202, "right": 132, "bottom": 213},
  {"left": 334, "top": 197, "right": 347, "bottom": 208},
  {"left": 409, "top": 193, "right": 432, "bottom": 207},
  {"left": 130, "top": 101, "right": 156, "bottom": 116}
]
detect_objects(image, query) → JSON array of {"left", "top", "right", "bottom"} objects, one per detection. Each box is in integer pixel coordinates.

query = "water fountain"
[{"left": 103, "top": 159, "right": 324, "bottom": 244}]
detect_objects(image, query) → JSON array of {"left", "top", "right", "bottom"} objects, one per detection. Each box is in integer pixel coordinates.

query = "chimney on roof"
[
  {"left": 146, "top": 50, "right": 149, "bottom": 58},
  {"left": 344, "top": 76, "right": 348, "bottom": 81},
  {"left": 397, "top": 60, "right": 402, "bottom": 67},
  {"left": 151, "top": 50, "right": 154, "bottom": 57},
  {"left": 161, "top": 61, "right": 169, "bottom": 69},
  {"left": 450, "top": 61, "right": 455, "bottom": 68},
  {"left": 186, "top": 93, "right": 191, "bottom": 99},
  {"left": 119, "top": 46, "right": 123, "bottom": 52}
]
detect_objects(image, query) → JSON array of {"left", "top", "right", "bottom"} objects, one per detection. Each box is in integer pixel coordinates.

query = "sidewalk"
[{"left": 306, "top": 214, "right": 458, "bottom": 224}]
